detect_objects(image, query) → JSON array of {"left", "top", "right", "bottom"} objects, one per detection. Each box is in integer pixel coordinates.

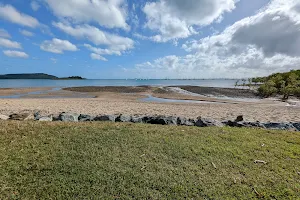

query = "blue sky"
[{"left": 0, "top": 0, "right": 300, "bottom": 79}]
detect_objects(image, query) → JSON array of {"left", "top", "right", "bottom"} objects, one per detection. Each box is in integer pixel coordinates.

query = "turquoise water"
[{"left": 0, "top": 79, "right": 238, "bottom": 88}]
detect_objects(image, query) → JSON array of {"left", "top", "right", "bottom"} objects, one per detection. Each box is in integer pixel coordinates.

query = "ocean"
[{"left": 0, "top": 79, "right": 239, "bottom": 88}]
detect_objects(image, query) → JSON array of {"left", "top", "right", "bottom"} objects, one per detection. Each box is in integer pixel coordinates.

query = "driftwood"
[{"left": 254, "top": 160, "right": 267, "bottom": 164}]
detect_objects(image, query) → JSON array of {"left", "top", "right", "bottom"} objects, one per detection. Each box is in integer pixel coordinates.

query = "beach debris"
[
  {"left": 212, "top": 162, "right": 217, "bottom": 169},
  {"left": 254, "top": 160, "right": 267, "bottom": 164},
  {"left": 59, "top": 112, "right": 79, "bottom": 122},
  {"left": 252, "top": 187, "right": 263, "bottom": 198},
  {"left": 297, "top": 172, "right": 300, "bottom": 175},
  {"left": 261, "top": 144, "right": 265, "bottom": 147},
  {"left": 0, "top": 114, "right": 9, "bottom": 120}
]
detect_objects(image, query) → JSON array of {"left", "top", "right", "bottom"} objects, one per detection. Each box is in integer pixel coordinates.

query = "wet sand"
[{"left": 0, "top": 86, "right": 299, "bottom": 122}]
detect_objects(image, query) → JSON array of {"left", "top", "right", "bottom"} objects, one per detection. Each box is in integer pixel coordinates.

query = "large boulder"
[
  {"left": 195, "top": 117, "right": 224, "bottom": 127},
  {"left": 177, "top": 117, "right": 195, "bottom": 126},
  {"left": 59, "top": 113, "right": 79, "bottom": 122},
  {"left": 9, "top": 113, "right": 34, "bottom": 121},
  {"left": 131, "top": 115, "right": 145, "bottom": 123},
  {"left": 39, "top": 116, "right": 53, "bottom": 122},
  {"left": 292, "top": 123, "right": 300, "bottom": 131},
  {"left": 94, "top": 115, "right": 117, "bottom": 122},
  {"left": 116, "top": 114, "right": 132, "bottom": 122},
  {"left": 235, "top": 115, "right": 244, "bottom": 122},
  {"left": 0, "top": 114, "right": 9, "bottom": 120},
  {"left": 143, "top": 115, "right": 169, "bottom": 125},
  {"left": 263, "top": 122, "right": 296, "bottom": 131},
  {"left": 78, "top": 114, "right": 94, "bottom": 122}
]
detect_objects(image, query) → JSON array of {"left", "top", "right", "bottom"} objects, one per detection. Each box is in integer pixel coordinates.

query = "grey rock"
[
  {"left": 39, "top": 116, "right": 53, "bottom": 122},
  {"left": 94, "top": 115, "right": 118, "bottom": 122},
  {"left": 116, "top": 114, "right": 132, "bottom": 122},
  {"left": 131, "top": 115, "right": 145, "bottom": 123},
  {"left": 78, "top": 114, "right": 94, "bottom": 121},
  {"left": 177, "top": 117, "right": 195, "bottom": 126},
  {"left": 9, "top": 113, "right": 34, "bottom": 121},
  {"left": 59, "top": 113, "right": 79, "bottom": 122},
  {"left": 143, "top": 115, "right": 167, "bottom": 125},
  {"left": 263, "top": 122, "right": 296, "bottom": 130},
  {"left": 0, "top": 114, "right": 9, "bottom": 120},
  {"left": 235, "top": 115, "right": 244, "bottom": 122},
  {"left": 164, "top": 116, "right": 178, "bottom": 125},
  {"left": 292, "top": 123, "right": 300, "bottom": 131},
  {"left": 94, "top": 115, "right": 110, "bottom": 121},
  {"left": 195, "top": 117, "right": 224, "bottom": 127},
  {"left": 34, "top": 111, "right": 41, "bottom": 120}
]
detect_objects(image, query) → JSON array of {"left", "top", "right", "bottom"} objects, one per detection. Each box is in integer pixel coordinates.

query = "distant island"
[{"left": 0, "top": 73, "right": 85, "bottom": 80}]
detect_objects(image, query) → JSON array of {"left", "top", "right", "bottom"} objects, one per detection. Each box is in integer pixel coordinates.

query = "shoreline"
[{"left": 0, "top": 86, "right": 299, "bottom": 122}]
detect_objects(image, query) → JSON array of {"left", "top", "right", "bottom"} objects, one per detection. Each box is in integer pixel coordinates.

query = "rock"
[
  {"left": 34, "top": 111, "right": 41, "bottom": 120},
  {"left": 235, "top": 115, "right": 244, "bottom": 122},
  {"left": 131, "top": 115, "right": 145, "bottom": 123},
  {"left": 39, "top": 116, "right": 53, "bottom": 122},
  {"left": 164, "top": 116, "right": 178, "bottom": 125},
  {"left": 78, "top": 114, "right": 94, "bottom": 121},
  {"left": 292, "top": 123, "right": 300, "bottom": 131},
  {"left": 59, "top": 113, "right": 79, "bottom": 122},
  {"left": 9, "top": 113, "right": 34, "bottom": 121},
  {"left": 0, "top": 114, "right": 9, "bottom": 120},
  {"left": 195, "top": 117, "right": 224, "bottom": 127},
  {"left": 116, "top": 114, "right": 132, "bottom": 122},
  {"left": 263, "top": 122, "right": 296, "bottom": 130},
  {"left": 142, "top": 115, "right": 169, "bottom": 125},
  {"left": 177, "top": 117, "right": 195, "bottom": 126},
  {"left": 94, "top": 115, "right": 117, "bottom": 122}
]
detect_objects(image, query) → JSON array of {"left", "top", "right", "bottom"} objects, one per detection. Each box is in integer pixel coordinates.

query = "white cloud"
[
  {"left": 135, "top": 0, "right": 300, "bottom": 78},
  {"left": 20, "top": 29, "right": 35, "bottom": 37},
  {"left": 84, "top": 44, "right": 121, "bottom": 56},
  {"left": 0, "top": 29, "right": 10, "bottom": 38},
  {"left": 45, "top": 0, "right": 129, "bottom": 30},
  {"left": 50, "top": 57, "right": 57, "bottom": 63},
  {"left": 31, "top": 1, "right": 40, "bottom": 11},
  {"left": 3, "top": 50, "right": 29, "bottom": 58},
  {"left": 53, "top": 22, "right": 134, "bottom": 53},
  {"left": 0, "top": 38, "right": 22, "bottom": 49},
  {"left": 0, "top": 4, "right": 40, "bottom": 28},
  {"left": 142, "top": 0, "right": 237, "bottom": 42},
  {"left": 90, "top": 53, "right": 108, "bottom": 61},
  {"left": 40, "top": 38, "right": 78, "bottom": 54}
]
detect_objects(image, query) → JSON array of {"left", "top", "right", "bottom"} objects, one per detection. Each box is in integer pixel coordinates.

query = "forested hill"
[
  {"left": 0, "top": 73, "right": 58, "bottom": 79},
  {"left": 0, "top": 73, "right": 85, "bottom": 79}
]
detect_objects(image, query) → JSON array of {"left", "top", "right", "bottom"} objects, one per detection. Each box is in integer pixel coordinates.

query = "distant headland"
[{"left": 0, "top": 73, "right": 85, "bottom": 80}]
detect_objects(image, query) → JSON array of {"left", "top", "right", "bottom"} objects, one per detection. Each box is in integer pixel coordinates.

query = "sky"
[{"left": 0, "top": 0, "right": 300, "bottom": 79}]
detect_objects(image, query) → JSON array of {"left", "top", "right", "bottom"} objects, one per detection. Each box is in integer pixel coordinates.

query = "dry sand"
[{"left": 0, "top": 86, "right": 299, "bottom": 122}]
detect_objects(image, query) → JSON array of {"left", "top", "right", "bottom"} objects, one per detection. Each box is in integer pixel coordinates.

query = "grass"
[{"left": 0, "top": 121, "right": 299, "bottom": 199}]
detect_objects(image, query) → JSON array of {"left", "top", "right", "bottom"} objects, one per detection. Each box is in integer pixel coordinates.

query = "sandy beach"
[{"left": 0, "top": 86, "right": 299, "bottom": 122}]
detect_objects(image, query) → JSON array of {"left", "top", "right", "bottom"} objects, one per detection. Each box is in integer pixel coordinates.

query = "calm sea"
[{"left": 0, "top": 79, "right": 238, "bottom": 88}]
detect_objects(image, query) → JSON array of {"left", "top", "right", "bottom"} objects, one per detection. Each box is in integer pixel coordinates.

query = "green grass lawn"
[{"left": 0, "top": 121, "right": 299, "bottom": 199}]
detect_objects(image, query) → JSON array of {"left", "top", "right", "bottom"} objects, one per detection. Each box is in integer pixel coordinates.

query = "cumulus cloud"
[
  {"left": 0, "top": 29, "right": 10, "bottom": 38},
  {"left": 0, "top": 4, "right": 40, "bottom": 28},
  {"left": 84, "top": 44, "right": 121, "bottom": 56},
  {"left": 0, "top": 38, "right": 22, "bottom": 49},
  {"left": 40, "top": 38, "right": 78, "bottom": 54},
  {"left": 90, "top": 53, "right": 108, "bottom": 61},
  {"left": 45, "top": 0, "right": 129, "bottom": 30},
  {"left": 31, "top": 1, "right": 40, "bottom": 11},
  {"left": 135, "top": 0, "right": 300, "bottom": 78},
  {"left": 20, "top": 29, "right": 35, "bottom": 37},
  {"left": 3, "top": 50, "right": 29, "bottom": 58},
  {"left": 53, "top": 22, "right": 134, "bottom": 53},
  {"left": 142, "top": 0, "right": 237, "bottom": 42}
]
